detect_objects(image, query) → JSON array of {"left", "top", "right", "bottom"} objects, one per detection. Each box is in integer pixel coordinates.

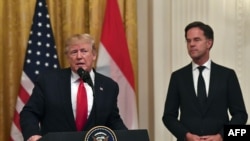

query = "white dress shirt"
[
  {"left": 71, "top": 69, "right": 94, "bottom": 119},
  {"left": 192, "top": 60, "right": 211, "bottom": 97}
]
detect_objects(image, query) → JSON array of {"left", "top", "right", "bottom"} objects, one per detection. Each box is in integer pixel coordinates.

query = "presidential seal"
[{"left": 84, "top": 126, "right": 117, "bottom": 141}]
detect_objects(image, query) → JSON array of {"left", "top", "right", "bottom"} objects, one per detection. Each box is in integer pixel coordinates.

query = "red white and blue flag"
[
  {"left": 10, "top": 0, "right": 60, "bottom": 140},
  {"left": 96, "top": 0, "right": 138, "bottom": 129}
]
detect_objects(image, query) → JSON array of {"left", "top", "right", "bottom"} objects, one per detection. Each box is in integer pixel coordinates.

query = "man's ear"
[{"left": 207, "top": 39, "right": 213, "bottom": 49}]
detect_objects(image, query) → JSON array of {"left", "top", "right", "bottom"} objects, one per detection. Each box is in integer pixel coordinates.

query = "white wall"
[{"left": 137, "top": 0, "right": 250, "bottom": 141}]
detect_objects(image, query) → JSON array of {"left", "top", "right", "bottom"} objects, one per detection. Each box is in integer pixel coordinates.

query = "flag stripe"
[
  {"left": 98, "top": 42, "right": 138, "bottom": 129},
  {"left": 96, "top": 0, "right": 138, "bottom": 129},
  {"left": 15, "top": 97, "right": 25, "bottom": 115},
  {"left": 10, "top": 123, "right": 23, "bottom": 141},
  {"left": 20, "top": 71, "right": 34, "bottom": 95},
  {"left": 18, "top": 86, "right": 30, "bottom": 104},
  {"left": 10, "top": 0, "right": 60, "bottom": 140},
  {"left": 100, "top": 0, "right": 135, "bottom": 90},
  {"left": 13, "top": 111, "right": 21, "bottom": 131}
]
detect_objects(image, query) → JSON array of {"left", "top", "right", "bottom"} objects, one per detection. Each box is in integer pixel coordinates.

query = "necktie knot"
[
  {"left": 198, "top": 66, "right": 205, "bottom": 73},
  {"left": 78, "top": 78, "right": 84, "bottom": 84}
]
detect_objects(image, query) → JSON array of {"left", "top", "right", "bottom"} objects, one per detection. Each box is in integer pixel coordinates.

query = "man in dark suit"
[
  {"left": 162, "top": 21, "right": 248, "bottom": 141},
  {"left": 20, "top": 33, "right": 127, "bottom": 141}
]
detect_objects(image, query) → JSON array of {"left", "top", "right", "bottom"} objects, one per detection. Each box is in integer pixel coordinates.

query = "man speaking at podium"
[{"left": 20, "top": 34, "right": 128, "bottom": 141}]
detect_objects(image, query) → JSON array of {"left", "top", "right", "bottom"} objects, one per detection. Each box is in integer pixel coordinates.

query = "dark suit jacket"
[
  {"left": 20, "top": 68, "right": 127, "bottom": 140},
  {"left": 162, "top": 62, "right": 248, "bottom": 141}
]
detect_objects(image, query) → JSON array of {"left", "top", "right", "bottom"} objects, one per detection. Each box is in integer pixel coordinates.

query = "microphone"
[{"left": 77, "top": 68, "right": 93, "bottom": 88}]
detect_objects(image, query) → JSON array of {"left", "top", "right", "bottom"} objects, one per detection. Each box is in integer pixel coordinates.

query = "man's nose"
[
  {"left": 189, "top": 40, "right": 197, "bottom": 47},
  {"left": 76, "top": 51, "right": 83, "bottom": 58}
]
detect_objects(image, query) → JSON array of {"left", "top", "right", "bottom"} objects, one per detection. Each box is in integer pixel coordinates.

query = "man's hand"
[
  {"left": 27, "top": 135, "right": 42, "bottom": 141},
  {"left": 186, "top": 132, "right": 223, "bottom": 141},
  {"left": 186, "top": 132, "right": 202, "bottom": 141},
  {"left": 200, "top": 134, "right": 223, "bottom": 141}
]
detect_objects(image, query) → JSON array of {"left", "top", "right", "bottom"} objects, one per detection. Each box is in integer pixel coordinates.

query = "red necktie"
[{"left": 75, "top": 79, "right": 88, "bottom": 131}]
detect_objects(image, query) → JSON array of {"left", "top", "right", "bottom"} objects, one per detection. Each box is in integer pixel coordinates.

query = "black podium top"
[{"left": 40, "top": 129, "right": 150, "bottom": 141}]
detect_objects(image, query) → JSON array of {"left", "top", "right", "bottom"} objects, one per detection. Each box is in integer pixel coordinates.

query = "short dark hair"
[{"left": 185, "top": 21, "right": 214, "bottom": 41}]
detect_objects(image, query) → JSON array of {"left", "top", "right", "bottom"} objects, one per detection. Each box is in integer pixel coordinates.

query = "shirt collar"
[
  {"left": 71, "top": 69, "right": 95, "bottom": 84},
  {"left": 192, "top": 59, "right": 211, "bottom": 71}
]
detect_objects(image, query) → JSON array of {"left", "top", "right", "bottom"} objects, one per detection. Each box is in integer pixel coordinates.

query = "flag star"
[
  {"left": 38, "top": 2, "right": 43, "bottom": 7},
  {"left": 46, "top": 33, "right": 51, "bottom": 38},
  {"left": 27, "top": 49, "right": 32, "bottom": 54},
  {"left": 26, "top": 59, "right": 31, "bottom": 64},
  {"left": 37, "top": 32, "right": 42, "bottom": 36},
  {"left": 36, "top": 51, "right": 41, "bottom": 55},
  {"left": 54, "top": 64, "right": 58, "bottom": 68},
  {"left": 46, "top": 53, "right": 50, "bottom": 57},
  {"left": 53, "top": 55, "right": 57, "bottom": 59},
  {"left": 36, "top": 61, "right": 40, "bottom": 65},
  {"left": 37, "top": 42, "right": 42, "bottom": 46},
  {"left": 37, "top": 22, "right": 42, "bottom": 27},
  {"left": 28, "top": 40, "right": 32, "bottom": 44},
  {"left": 46, "top": 14, "right": 50, "bottom": 18},
  {"left": 38, "top": 12, "right": 42, "bottom": 17},
  {"left": 35, "top": 70, "right": 39, "bottom": 75},
  {"left": 46, "top": 43, "right": 50, "bottom": 47},
  {"left": 46, "top": 24, "right": 50, "bottom": 28},
  {"left": 45, "top": 62, "right": 49, "bottom": 67}
]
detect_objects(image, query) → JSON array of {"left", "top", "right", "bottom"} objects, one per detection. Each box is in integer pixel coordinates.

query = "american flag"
[{"left": 10, "top": 0, "right": 60, "bottom": 140}]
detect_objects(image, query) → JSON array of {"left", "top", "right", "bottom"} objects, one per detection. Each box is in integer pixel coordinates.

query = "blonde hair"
[{"left": 64, "top": 33, "right": 96, "bottom": 54}]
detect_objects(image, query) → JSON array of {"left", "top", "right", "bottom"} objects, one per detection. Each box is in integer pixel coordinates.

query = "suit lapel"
[
  {"left": 60, "top": 68, "right": 76, "bottom": 130},
  {"left": 84, "top": 72, "right": 102, "bottom": 130},
  {"left": 203, "top": 62, "right": 220, "bottom": 113},
  {"left": 184, "top": 64, "right": 201, "bottom": 107}
]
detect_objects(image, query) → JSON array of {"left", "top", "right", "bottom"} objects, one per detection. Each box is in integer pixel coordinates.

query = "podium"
[{"left": 39, "top": 129, "right": 150, "bottom": 141}]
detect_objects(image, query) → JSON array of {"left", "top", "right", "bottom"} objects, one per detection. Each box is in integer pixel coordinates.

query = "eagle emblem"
[{"left": 85, "top": 126, "right": 117, "bottom": 141}]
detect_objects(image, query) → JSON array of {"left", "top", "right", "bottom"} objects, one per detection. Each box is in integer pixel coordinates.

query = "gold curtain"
[{"left": 0, "top": 0, "right": 137, "bottom": 140}]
